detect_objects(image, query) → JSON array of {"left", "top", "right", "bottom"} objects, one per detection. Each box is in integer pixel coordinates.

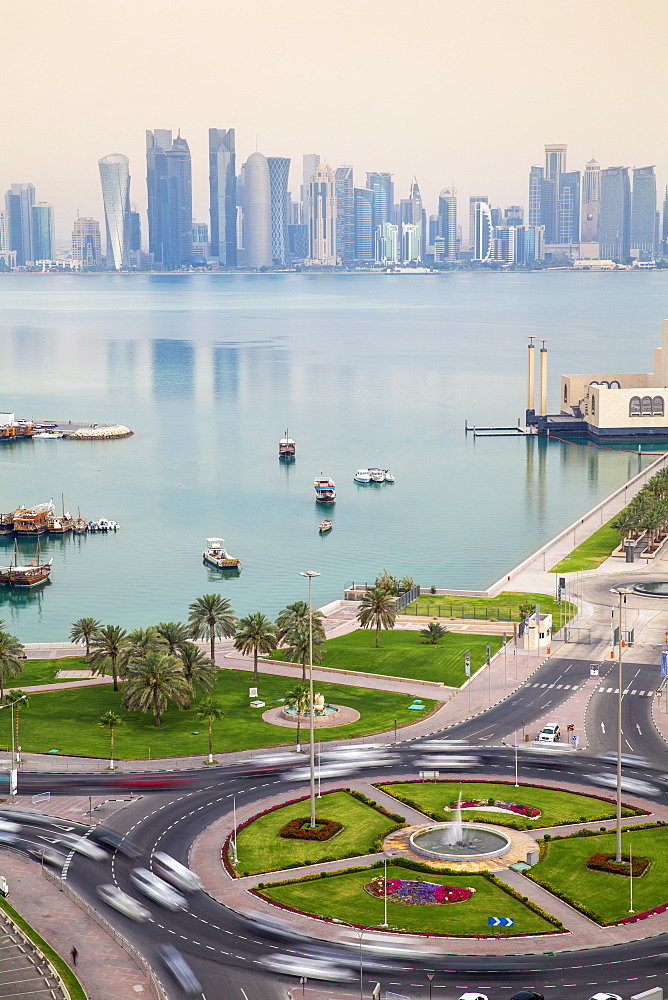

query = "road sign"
[
  {"left": 465, "top": 651, "right": 471, "bottom": 677},
  {"left": 661, "top": 650, "right": 668, "bottom": 678},
  {"left": 487, "top": 916, "right": 514, "bottom": 927},
  {"left": 486, "top": 642, "right": 491, "bottom": 666},
  {"left": 590, "top": 663, "right": 599, "bottom": 677}
]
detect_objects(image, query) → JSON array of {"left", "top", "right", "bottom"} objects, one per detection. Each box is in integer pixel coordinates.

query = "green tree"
[
  {"left": 233, "top": 613, "right": 277, "bottom": 684},
  {"left": 518, "top": 601, "right": 537, "bottom": 621},
  {"left": 4, "top": 689, "right": 29, "bottom": 754},
  {"left": 69, "top": 617, "right": 101, "bottom": 657},
  {"left": 420, "top": 621, "right": 448, "bottom": 644},
  {"left": 276, "top": 602, "right": 325, "bottom": 681},
  {"left": 0, "top": 631, "right": 25, "bottom": 700},
  {"left": 88, "top": 624, "right": 128, "bottom": 692},
  {"left": 99, "top": 710, "right": 122, "bottom": 769},
  {"left": 194, "top": 697, "right": 224, "bottom": 763},
  {"left": 156, "top": 621, "right": 190, "bottom": 656},
  {"left": 178, "top": 642, "right": 216, "bottom": 706},
  {"left": 121, "top": 652, "right": 191, "bottom": 726},
  {"left": 375, "top": 569, "right": 400, "bottom": 595},
  {"left": 188, "top": 595, "right": 237, "bottom": 665},
  {"left": 285, "top": 682, "right": 309, "bottom": 750},
  {"left": 119, "top": 627, "right": 166, "bottom": 673},
  {"left": 357, "top": 587, "right": 397, "bottom": 647}
]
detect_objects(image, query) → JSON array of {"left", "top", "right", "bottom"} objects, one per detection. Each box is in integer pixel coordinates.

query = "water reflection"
[{"left": 152, "top": 340, "right": 195, "bottom": 397}]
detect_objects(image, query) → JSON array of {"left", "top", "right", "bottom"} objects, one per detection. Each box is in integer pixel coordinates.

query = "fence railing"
[
  {"left": 395, "top": 584, "right": 421, "bottom": 611},
  {"left": 399, "top": 603, "right": 529, "bottom": 622}
]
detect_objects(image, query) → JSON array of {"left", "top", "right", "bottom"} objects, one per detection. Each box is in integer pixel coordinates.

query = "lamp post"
[
  {"left": 300, "top": 570, "right": 321, "bottom": 828},
  {"left": 356, "top": 927, "right": 370, "bottom": 1000},
  {"left": 610, "top": 586, "right": 632, "bottom": 863},
  {"left": 0, "top": 694, "right": 26, "bottom": 803}
]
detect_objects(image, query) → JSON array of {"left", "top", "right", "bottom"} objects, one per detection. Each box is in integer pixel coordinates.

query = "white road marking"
[
  {"left": 636, "top": 724, "right": 643, "bottom": 735},
  {"left": 601, "top": 722, "right": 605, "bottom": 733}
]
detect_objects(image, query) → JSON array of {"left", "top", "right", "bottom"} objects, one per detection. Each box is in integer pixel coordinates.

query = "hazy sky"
[{"left": 3, "top": 0, "right": 667, "bottom": 239}]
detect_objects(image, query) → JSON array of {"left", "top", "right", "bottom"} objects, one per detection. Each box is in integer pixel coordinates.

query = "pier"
[
  {"left": 0, "top": 414, "right": 132, "bottom": 442},
  {"left": 464, "top": 419, "right": 529, "bottom": 438}
]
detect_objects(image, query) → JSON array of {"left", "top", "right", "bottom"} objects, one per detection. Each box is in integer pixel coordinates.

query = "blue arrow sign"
[
  {"left": 661, "top": 650, "right": 668, "bottom": 678},
  {"left": 487, "top": 916, "right": 514, "bottom": 927}
]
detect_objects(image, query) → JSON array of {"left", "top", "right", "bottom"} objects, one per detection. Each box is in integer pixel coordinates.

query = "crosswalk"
[
  {"left": 593, "top": 687, "right": 654, "bottom": 697},
  {"left": 526, "top": 682, "right": 578, "bottom": 690},
  {"left": 524, "top": 680, "right": 654, "bottom": 697}
]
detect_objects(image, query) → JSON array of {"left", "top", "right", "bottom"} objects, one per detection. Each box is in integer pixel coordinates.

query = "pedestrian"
[{"left": 70, "top": 946, "right": 78, "bottom": 966}]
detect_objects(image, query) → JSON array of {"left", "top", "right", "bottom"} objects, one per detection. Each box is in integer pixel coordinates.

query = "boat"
[
  {"left": 318, "top": 518, "right": 333, "bottom": 533},
  {"left": 72, "top": 507, "right": 87, "bottom": 533},
  {"left": 384, "top": 470, "right": 395, "bottom": 483},
  {"left": 314, "top": 476, "right": 336, "bottom": 504},
  {"left": 46, "top": 495, "right": 74, "bottom": 534},
  {"left": 368, "top": 467, "right": 385, "bottom": 483},
  {"left": 278, "top": 429, "right": 296, "bottom": 460},
  {"left": 13, "top": 500, "right": 55, "bottom": 535},
  {"left": 353, "top": 469, "right": 372, "bottom": 484},
  {"left": 0, "top": 510, "right": 17, "bottom": 535},
  {"left": 33, "top": 431, "right": 63, "bottom": 439},
  {"left": 202, "top": 537, "right": 241, "bottom": 569},
  {"left": 0, "top": 539, "right": 53, "bottom": 588}
]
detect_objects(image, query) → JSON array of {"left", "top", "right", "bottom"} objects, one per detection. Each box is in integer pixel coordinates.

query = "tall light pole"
[
  {"left": 0, "top": 694, "right": 26, "bottom": 803},
  {"left": 300, "top": 570, "right": 321, "bottom": 828},
  {"left": 610, "top": 586, "right": 632, "bottom": 863}
]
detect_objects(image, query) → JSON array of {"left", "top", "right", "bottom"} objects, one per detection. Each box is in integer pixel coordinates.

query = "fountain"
[
  {"left": 633, "top": 581, "right": 668, "bottom": 598},
  {"left": 409, "top": 792, "right": 512, "bottom": 862}
]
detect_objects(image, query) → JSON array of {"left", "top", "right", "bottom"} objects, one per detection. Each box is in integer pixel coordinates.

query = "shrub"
[
  {"left": 430, "top": 585, "right": 437, "bottom": 595},
  {"left": 586, "top": 852, "right": 650, "bottom": 877},
  {"left": 279, "top": 817, "right": 343, "bottom": 842}
]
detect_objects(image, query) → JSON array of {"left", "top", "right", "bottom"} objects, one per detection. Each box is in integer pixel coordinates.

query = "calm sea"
[{"left": 1, "top": 270, "right": 667, "bottom": 641}]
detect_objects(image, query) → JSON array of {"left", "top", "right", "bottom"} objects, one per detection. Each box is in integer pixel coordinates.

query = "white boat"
[
  {"left": 314, "top": 476, "right": 336, "bottom": 504},
  {"left": 368, "top": 467, "right": 385, "bottom": 483},
  {"left": 384, "top": 470, "right": 395, "bottom": 483},
  {"left": 318, "top": 518, "right": 333, "bottom": 533},
  {"left": 97, "top": 518, "right": 110, "bottom": 531},
  {"left": 33, "top": 431, "right": 63, "bottom": 439},
  {"left": 203, "top": 537, "right": 241, "bottom": 569},
  {"left": 278, "top": 428, "right": 296, "bottom": 460},
  {"left": 354, "top": 469, "right": 372, "bottom": 484}
]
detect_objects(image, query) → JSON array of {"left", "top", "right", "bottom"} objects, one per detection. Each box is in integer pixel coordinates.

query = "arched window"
[
  {"left": 652, "top": 396, "right": 664, "bottom": 416},
  {"left": 629, "top": 396, "right": 641, "bottom": 416},
  {"left": 642, "top": 395, "right": 653, "bottom": 415},
  {"left": 610, "top": 381, "right": 620, "bottom": 389},
  {"left": 589, "top": 381, "right": 599, "bottom": 387},
  {"left": 563, "top": 383, "right": 568, "bottom": 403}
]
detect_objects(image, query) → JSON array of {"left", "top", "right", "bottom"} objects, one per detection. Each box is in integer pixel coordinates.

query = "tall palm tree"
[
  {"left": 156, "top": 621, "right": 190, "bottom": 656},
  {"left": 276, "top": 601, "right": 325, "bottom": 681},
  {"left": 121, "top": 652, "right": 191, "bottom": 727},
  {"left": 69, "top": 617, "right": 101, "bottom": 657},
  {"left": 177, "top": 642, "right": 216, "bottom": 706},
  {"left": 88, "top": 624, "right": 128, "bottom": 692},
  {"left": 119, "top": 627, "right": 166, "bottom": 673},
  {"left": 233, "top": 613, "right": 277, "bottom": 683},
  {"left": 194, "top": 697, "right": 224, "bottom": 764},
  {"left": 281, "top": 621, "right": 324, "bottom": 681},
  {"left": 0, "top": 631, "right": 25, "bottom": 700},
  {"left": 285, "top": 682, "right": 309, "bottom": 751},
  {"left": 99, "top": 710, "right": 122, "bottom": 769},
  {"left": 4, "top": 689, "right": 29, "bottom": 755},
  {"left": 357, "top": 587, "right": 397, "bottom": 647},
  {"left": 188, "top": 595, "right": 236, "bottom": 666}
]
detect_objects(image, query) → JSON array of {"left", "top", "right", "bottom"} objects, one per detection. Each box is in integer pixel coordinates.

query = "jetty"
[
  {"left": 464, "top": 419, "right": 528, "bottom": 438},
  {"left": 0, "top": 413, "right": 133, "bottom": 442}
]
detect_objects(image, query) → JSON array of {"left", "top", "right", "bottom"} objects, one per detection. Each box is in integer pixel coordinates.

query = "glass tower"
[
  {"left": 599, "top": 167, "right": 631, "bottom": 261},
  {"left": 631, "top": 166, "right": 657, "bottom": 257},
  {"left": 98, "top": 153, "right": 131, "bottom": 270},
  {"left": 557, "top": 171, "right": 580, "bottom": 244},
  {"left": 438, "top": 188, "right": 457, "bottom": 261},
  {"left": 354, "top": 188, "right": 374, "bottom": 262},
  {"left": 209, "top": 128, "right": 237, "bottom": 266},
  {"left": 4, "top": 182, "right": 35, "bottom": 264},
  {"left": 244, "top": 152, "right": 272, "bottom": 268},
  {"left": 31, "top": 202, "right": 54, "bottom": 261},
  {"left": 267, "top": 156, "right": 291, "bottom": 267},
  {"left": 334, "top": 166, "right": 354, "bottom": 265}
]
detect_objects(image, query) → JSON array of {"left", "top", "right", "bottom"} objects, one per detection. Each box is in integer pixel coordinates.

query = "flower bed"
[
  {"left": 364, "top": 876, "right": 473, "bottom": 906},
  {"left": 586, "top": 852, "right": 650, "bottom": 877},
  {"left": 455, "top": 798, "right": 541, "bottom": 819},
  {"left": 279, "top": 817, "right": 343, "bottom": 841}
]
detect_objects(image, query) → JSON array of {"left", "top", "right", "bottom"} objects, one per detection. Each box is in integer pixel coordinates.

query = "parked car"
[
  {"left": 537, "top": 723, "right": 560, "bottom": 743},
  {"left": 153, "top": 851, "right": 203, "bottom": 893},
  {"left": 157, "top": 944, "right": 202, "bottom": 995},
  {"left": 96, "top": 884, "right": 151, "bottom": 922},
  {"left": 130, "top": 868, "right": 188, "bottom": 911}
]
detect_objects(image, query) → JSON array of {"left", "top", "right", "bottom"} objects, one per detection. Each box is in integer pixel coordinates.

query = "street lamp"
[
  {"left": 0, "top": 693, "right": 26, "bottom": 802},
  {"left": 356, "top": 926, "right": 371, "bottom": 1000},
  {"left": 300, "top": 570, "right": 321, "bottom": 828},
  {"left": 610, "top": 586, "right": 632, "bottom": 863}
]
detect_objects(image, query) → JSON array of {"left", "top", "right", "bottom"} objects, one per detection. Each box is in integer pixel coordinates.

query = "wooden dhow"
[
  {"left": 13, "top": 500, "right": 55, "bottom": 535},
  {"left": 0, "top": 539, "right": 53, "bottom": 588}
]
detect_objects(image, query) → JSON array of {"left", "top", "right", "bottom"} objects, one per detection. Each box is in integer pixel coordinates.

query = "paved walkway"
[{"left": 0, "top": 905, "right": 67, "bottom": 1000}]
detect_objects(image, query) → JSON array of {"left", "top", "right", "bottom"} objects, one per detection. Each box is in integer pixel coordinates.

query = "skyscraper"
[
  {"left": 98, "top": 153, "right": 131, "bottom": 270},
  {"left": 72, "top": 217, "right": 102, "bottom": 267},
  {"left": 631, "top": 166, "right": 657, "bottom": 257},
  {"left": 375, "top": 222, "right": 399, "bottom": 264},
  {"left": 437, "top": 188, "right": 457, "bottom": 262},
  {"left": 209, "top": 128, "right": 237, "bottom": 267},
  {"left": 164, "top": 135, "right": 193, "bottom": 269},
  {"left": 473, "top": 202, "right": 492, "bottom": 261},
  {"left": 599, "top": 166, "right": 631, "bottom": 261},
  {"left": 354, "top": 188, "right": 374, "bottom": 262},
  {"left": 366, "top": 172, "right": 393, "bottom": 234},
  {"left": 581, "top": 158, "right": 601, "bottom": 242},
  {"left": 662, "top": 187, "right": 668, "bottom": 257},
  {"left": 244, "top": 152, "right": 272, "bottom": 268},
  {"left": 557, "top": 171, "right": 580, "bottom": 244},
  {"left": 528, "top": 167, "right": 543, "bottom": 228},
  {"left": 5, "top": 183, "right": 35, "bottom": 264},
  {"left": 302, "top": 153, "right": 319, "bottom": 233},
  {"left": 401, "top": 224, "right": 421, "bottom": 263},
  {"left": 130, "top": 209, "right": 142, "bottom": 251},
  {"left": 543, "top": 144, "right": 567, "bottom": 243},
  {"left": 31, "top": 203, "right": 54, "bottom": 261},
  {"left": 146, "top": 129, "right": 172, "bottom": 265},
  {"left": 334, "top": 166, "right": 354, "bottom": 266},
  {"left": 469, "top": 196, "right": 488, "bottom": 251},
  {"left": 504, "top": 206, "right": 524, "bottom": 225},
  {"left": 308, "top": 163, "right": 336, "bottom": 265},
  {"left": 267, "top": 157, "right": 291, "bottom": 267},
  {"left": 545, "top": 144, "right": 567, "bottom": 181}
]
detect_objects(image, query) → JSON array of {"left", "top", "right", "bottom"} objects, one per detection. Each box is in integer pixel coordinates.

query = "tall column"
[
  {"left": 527, "top": 339, "right": 535, "bottom": 411},
  {"left": 539, "top": 343, "right": 548, "bottom": 416}
]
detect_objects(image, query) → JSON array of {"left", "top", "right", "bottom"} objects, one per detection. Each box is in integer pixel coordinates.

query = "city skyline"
[{"left": 2, "top": 0, "right": 667, "bottom": 240}]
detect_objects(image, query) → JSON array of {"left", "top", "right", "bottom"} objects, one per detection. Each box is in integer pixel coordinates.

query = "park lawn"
[
  {"left": 233, "top": 791, "right": 401, "bottom": 876},
  {"left": 0, "top": 669, "right": 437, "bottom": 759},
  {"left": 5, "top": 656, "right": 90, "bottom": 688},
  {"left": 272, "top": 629, "right": 502, "bottom": 687},
  {"left": 402, "top": 591, "right": 577, "bottom": 625},
  {"left": 258, "top": 863, "right": 559, "bottom": 936},
  {"left": 378, "top": 782, "right": 641, "bottom": 832},
  {"left": 529, "top": 827, "right": 668, "bottom": 923},
  {"left": 550, "top": 520, "right": 621, "bottom": 574}
]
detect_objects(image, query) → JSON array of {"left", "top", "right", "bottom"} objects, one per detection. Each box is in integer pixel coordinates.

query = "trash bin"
[{"left": 524, "top": 734, "right": 530, "bottom": 742}]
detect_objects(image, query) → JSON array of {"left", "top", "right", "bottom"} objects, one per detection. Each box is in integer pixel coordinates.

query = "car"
[
  {"left": 157, "top": 944, "right": 202, "bottom": 995},
  {"left": 537, "top": 723, "right": 560, "bottom": 743},
  {"left": 510, "top": 991, "right": 544, "bottom": 1000},
  {"left": 36, "top": 847, "right": 69, "bottom": 869},
  {"left": 589, "top": 994, "right": 622, "bottom": 1000},
  {"left": 152, "top": 851, "right": 203, "bottom": 893},
  {"left": 130, "top": 868, "right": 188, "bottom": 911},
  {"left": 460, "top": 994, "right": 489, "bottom": 1000},
  {"left": 0, "top": 820, "right": 20, "bottom": 834},
  {"left": 281, "top": 763, "right": 358, "bottom": 782},
  {"left": 256, "top": 954, "right": 354, "bottom": 981},
  {"left": 416, "top": 754, "right": 482, "bottom": 769},
  {"left": 89, "top": 826, "right": 140, "bottom": 858},
  {"left": 96, "top": 884, "right": 151, "bottom": 922},
  {"left": 590, "top": 773, "right": 657, "bottom": 796},
  {"left": 58, "top": 833, "right": 108, "bottom": 861},
  {"left": 0, "top": 808, "right": 73, "bottom": 830}
]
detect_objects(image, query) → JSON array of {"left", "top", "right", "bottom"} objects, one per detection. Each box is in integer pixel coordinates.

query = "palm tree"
[
  {"left": 233, "top": 613, "right": 277, "bottom": 684},
  {"left": 187, "top": 595, "right": 236, "bottom": 666},
  {"left": 119, "top": 626, "right": 166, "bottom": 673},
  {"left": 88, "top": 624, "right": 128, "bottom": 692},
  {"left": 156, "top": 621, "right": 190, "bottom": 656},
  {"left": 0, "top": 631, "right": 25, "bottom": 700},
  {"left": 276, "top": 602, "right": 325, "bottom": 681},
  {"left": 357, "top": 587, "right": 397, "bottom": 648},
  {"left": 420, "top": 621, "right": 448, "bottom": 644},
  {"left": 285, "top": 682, "right": 309, "bottom": 751},
  {"left": 4, "top": 689, "right": 29, "bottom": 756},
  {"left": 177, "top": 642, "right": 216, "bottom": 706},
  {"left": 121, "top": 652, "right": 191, "bottom": 727},
  {"left": 99, "top": 710, "right": 122, "bottom": 769},
  {"left": 69, "top": 617, "right": 101, "bottom": 657},
  {"left": 194, "top": 697, "right": 224, "bottom": 764},
  {"left": 282, "top": 621, "right": 324, "bottom": 682}
]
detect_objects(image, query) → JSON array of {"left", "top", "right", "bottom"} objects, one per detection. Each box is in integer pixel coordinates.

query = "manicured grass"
[
  {"left": 379, "top": 781, "right": 641, "bottom": 831},
  {"left": 233, "top": 791, "right": 401, "bottom": 876},
  {"left": 0, "top": 669, "right": 437, "bottom": 759},
  {"left": 271, "top": 629, "right": 502, "bottom": 687},
  {"left": 258, "top": 862, "right": 558, "bottom": 936},
  {"left": 529, "top": 826, "right": 668, "bottom": 923},
  {"left": 6, "top": 656, "right": 90, "bottom": 688},
  {"left": 550, "top": 520, "right": 621, "bottom": 573},
  {"left": 0, "top": 896, "right": 87, "bottom": 1000},
  {"left": 402, "top": 591, "right": 577, "bottom": 625}
]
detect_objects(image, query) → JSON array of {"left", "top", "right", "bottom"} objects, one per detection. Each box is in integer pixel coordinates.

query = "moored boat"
[
  {"left": 13, "top": 500, "right": 55, "bottom": 535},
  {"left": 353, "top": 469, "right": 372, "bottom": 484},
  {"left": 278, "top": 429, "right": 296, "bottom": 460},
  {"left": 314, "top": 476, "right": 336, "bottom": 504},
  {"left": 46, "top": 495, "right": 74, "bottom": 533},
  {"left": 318, "top": 518, "right": 333, "bottom": 533},
  {"left": 203, "top": 537, "right": 241, "bottom": 569},
  {"left": 0, "top": 511, "right": 17, "bottom": 535},
  {"left": 384, "top": 470, "right": 395, "bottom": 483},
  {"left": 72, "top": 507, "right": 87, "bottom": 533},
  {"left": 368, "top": 467, "right": 385, "bottom": 483},
  {"left": 0, "top": 539, "right": 53, "bottom": 588}
]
